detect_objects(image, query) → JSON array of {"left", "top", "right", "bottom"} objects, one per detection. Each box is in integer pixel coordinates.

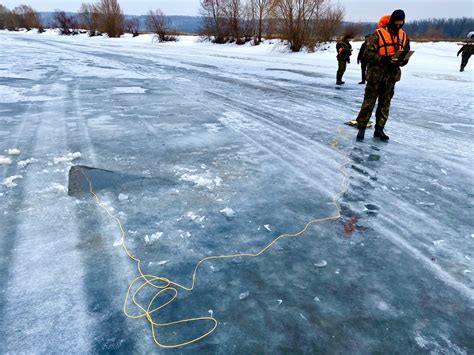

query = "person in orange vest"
[{"left": 355, "top": 9, "right": 410, "bottom": 141}]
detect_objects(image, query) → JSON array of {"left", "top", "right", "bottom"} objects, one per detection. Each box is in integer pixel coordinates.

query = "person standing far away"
[
  {"left": 355, "top": 9, "right": 410, "bottom": 141},
  {"left": 457, "top": 37, "right": 474, "bottom": 72},
  {"left": 357, "top": 35, "right": 370, "bottom": 84},
  {"left": 336, "top": 34, "right": 353, "bottom": 85}
]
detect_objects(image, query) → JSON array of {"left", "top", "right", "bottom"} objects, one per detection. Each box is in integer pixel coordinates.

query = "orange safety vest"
[{"left": 376, "top": 15, "right": 408, "bottom": 56}]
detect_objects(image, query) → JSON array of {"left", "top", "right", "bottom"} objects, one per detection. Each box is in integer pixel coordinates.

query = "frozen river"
[{"left": 0, "top": 32, "right": 473, "bottom": 353}]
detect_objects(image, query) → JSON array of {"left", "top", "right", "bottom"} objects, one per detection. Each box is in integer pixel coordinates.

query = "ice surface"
[{"left": 0, "top": 31, "right": 473, "bottom": 354}]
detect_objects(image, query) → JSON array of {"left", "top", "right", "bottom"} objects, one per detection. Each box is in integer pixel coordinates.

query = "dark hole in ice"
[{"left": 67, "top": 165, "right": 147, "bottom": 196}]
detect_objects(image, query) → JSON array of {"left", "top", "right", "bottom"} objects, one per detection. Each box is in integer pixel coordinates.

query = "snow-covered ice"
[{"left": 0, "top": 30, "right": 472, "bottom": 354}]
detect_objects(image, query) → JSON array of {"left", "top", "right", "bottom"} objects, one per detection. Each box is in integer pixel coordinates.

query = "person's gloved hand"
[
  {"left": 380, "top": 56, "right": 393, "bottom": 65},
  {"left": 398, "top": 59, "right": 409, "bottom": 67}
]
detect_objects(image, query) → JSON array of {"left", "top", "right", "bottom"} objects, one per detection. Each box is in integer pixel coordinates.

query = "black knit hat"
[{"left": 390, "top": 9, "right": 405, "bottom": 23}]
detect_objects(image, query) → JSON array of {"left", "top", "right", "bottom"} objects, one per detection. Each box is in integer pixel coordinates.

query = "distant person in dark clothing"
[
  {"left": 357, "top": 35, "right": 370, "bottom": 84},
  {"left": 336, "top": 35, "right": 353, "bottom": 85},
  {"left": 457, "top": 42, "right": 474, "bottom": 72}
]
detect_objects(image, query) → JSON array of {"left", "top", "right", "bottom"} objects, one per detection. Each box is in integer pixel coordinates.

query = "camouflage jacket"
[
  {"left": 363, "top": 29, "right": 411, "bottom": 83},
  {"left": 458, "top": 44, "right": 474, "bottom": 56},
  {"left": 336, "top": 38, "right": 352, "bottom": 62}
]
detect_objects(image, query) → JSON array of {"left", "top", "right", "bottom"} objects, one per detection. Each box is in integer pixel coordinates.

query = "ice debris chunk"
[
  {"left": 0, "top": 156, "right": 12, "bottom": 165},
  {"left": 268, "top": 299, "right": 283, "bottom": 311},
  {"left": 144, "top": 232, "right": 163, "bottom": 245},
  {"left": 220, "top": 207, "right": 236, "bottom": 219},
  {"left": 314, "top": 260, "right": 328, "bottom": 268},
  {"left": 17, "top": 158, "right": 37, "bottom": 168},
  {"left": 118, "top": 193, "right": 129, "bottom": 201},
  {"left": 239, "top": 291, "right": 250, "bottom": 300},
  {"left": 2, "top": 175, "right": 23, "bottom": 187},
  {"left": 6, "top": 148, "right": 20, "bottom": 155}
]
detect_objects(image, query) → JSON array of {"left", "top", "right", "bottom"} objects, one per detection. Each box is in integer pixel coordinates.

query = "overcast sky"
[{"left": 1, "top": 0, "right": 473, "bottom": 21}]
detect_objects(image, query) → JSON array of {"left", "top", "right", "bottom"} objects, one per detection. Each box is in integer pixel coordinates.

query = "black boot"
[
  {"left": 336, "top": 73, "right": 345, "bottom": 85},
  {"left": 356, "top": 127, "right": 365, "bottom": 141},
  {"left": 374, "top": 125, "right": 389, "bottom": 141}
]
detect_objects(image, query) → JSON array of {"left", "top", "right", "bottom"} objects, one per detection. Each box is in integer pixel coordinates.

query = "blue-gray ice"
[{"left": 0, "top": 32, "right": 473, "bottom": 354}]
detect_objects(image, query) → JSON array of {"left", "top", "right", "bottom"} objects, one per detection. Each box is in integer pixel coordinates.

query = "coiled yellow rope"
[{"left": 82, "top": 129, "right": 350, "bottom": 348}]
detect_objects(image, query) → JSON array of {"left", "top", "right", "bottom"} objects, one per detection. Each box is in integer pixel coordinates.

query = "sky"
[{"left": 1, "top": 0, "right": 473, "bottom": 21}]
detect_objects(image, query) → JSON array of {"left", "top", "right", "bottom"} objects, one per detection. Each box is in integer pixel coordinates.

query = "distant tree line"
[
  {"left": 404, "top": 18, "right": 474, "bottom": 39},
  {"left": 0, "top": 4, "right": 43, "bottom": 31},
  {"left": 1, "top": 2, "right": 472, "bottom": 44},
  {"left": 0, "top": 1, "right": 177, "bottom": 41},
  {"left": 200, "top": 0, "right": 345, "bottom": 51},
  {"left": 344, "top": 17, "right": 474, "bottom": 40}
]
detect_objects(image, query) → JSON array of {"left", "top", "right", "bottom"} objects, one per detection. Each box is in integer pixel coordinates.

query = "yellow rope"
[{"left": 82, "top": 128, "right": 350, "bottom": 348}]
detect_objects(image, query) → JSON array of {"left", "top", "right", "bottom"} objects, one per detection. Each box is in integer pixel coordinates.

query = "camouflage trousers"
[
  {"left": 356, "top": 79, "right": 396, "bottom": 129},
  {"left": 337, "top": 60, "right": 347, "bottom": 82},
  {"left": 461, "top": 53, "right": 471, "bottom": 70}
]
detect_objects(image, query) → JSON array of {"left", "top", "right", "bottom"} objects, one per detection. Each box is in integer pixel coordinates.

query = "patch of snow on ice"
[
  {"left": 186, "top": 211, "right": 205, "bottom": 223},
  {"left": 53, "top": 152, "right": 82, "bottom": 164},
  {"left": 0, "top": 85, "right": 62, "bottom": 103},
  {"left": 144, "top": 232, "right": 163, "bottom": 245},
  {"left": 17, "top": 158, "right": 37, "bottom": 169},
  {"left": 113, "top": 87, "right": 147, "bottom": 94},
  {"left": 179, "top": 172, "right": 222, "bottom": 190},
  {"left": 40, "top": 183, "right": 68, "bottom": 195}
]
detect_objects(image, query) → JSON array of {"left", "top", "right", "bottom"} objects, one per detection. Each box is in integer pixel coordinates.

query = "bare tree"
[
  {"left": 315, "top": 3, "right": 344, "bottom": 42},
  {"left": 222, "top": 0, "right": 242, "bottom": 43},
  {"left": 200, "top": 0, "right": 226, "bottom": 43},
  {"left": 95, "top": 0, "right": 124, "bottom": 38},
  {"left": 53, "top": 10, "right": 75, "bottom": 35},
  {"left": 79, "top": 3, "right": 96, "bottom": 35},
  {"left": 0, "top": 4, "right": 15, "bottom": 30},
  {"left": 145, "top": 9, "right": 176, "bottom": 42},
  {"left": 250, "top": 0, "right": 273, "bottom": 43},
  {"left": 241, "top": 1, "right": 255, "bottom": 42},
  {"left": 124, "top": 16, "right": 140, "bottom": 36},
  {"left": 12, "top": 5, "right": 42, "bottom": 31}
]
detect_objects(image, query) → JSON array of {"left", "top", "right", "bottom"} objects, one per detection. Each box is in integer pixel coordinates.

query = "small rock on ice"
[
  {"left": 239, "top": 291, "right": 250, "bottom": 300},
  {"left": 6, "top": 149, "right": 20, "bottom": 155}
]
